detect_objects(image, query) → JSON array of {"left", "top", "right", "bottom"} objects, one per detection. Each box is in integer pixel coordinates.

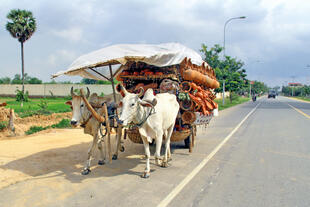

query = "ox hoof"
[
  {"left": 112, "top": 154, "right": 118, "bottom": 160},
  {"left": 98, "top": 160, "right": 105, "bottom": 165},
  {"left": 155, "top": 158, "right": 162, "bottom": 166},
  {"left": 161, "top": 161, "right": 169, "bottom": 168},
  {"left": 141, "top": 172, "right": 150, "bottom": 179},
  {"left": 81, "top": 168, "right": 91, "bottom": 175},
  {"left": 120, "top": 146, "right": 125, "bottom": 152}
]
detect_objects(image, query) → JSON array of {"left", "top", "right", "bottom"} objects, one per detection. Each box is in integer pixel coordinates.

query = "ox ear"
[
  {"left": 139, "top": 98, "right": 157, "bottom": 108},
  {"left": 65, "top": 101, "right": 73, "bottom": 110},
  {"left": 117, "top": 101, "right": 123, "bottom": 108},
  {"left": 65, "top": 101, "right": 72, "bottom": 106}
]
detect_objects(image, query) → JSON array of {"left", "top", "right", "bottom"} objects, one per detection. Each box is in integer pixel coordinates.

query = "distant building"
[{"left": 288, "top": 83, "right": 303, "bottom": 87}]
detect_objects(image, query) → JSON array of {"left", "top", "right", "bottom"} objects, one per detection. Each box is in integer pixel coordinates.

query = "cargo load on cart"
[{"left": 53, "top": 43, "right": 220, "bottom": 151}]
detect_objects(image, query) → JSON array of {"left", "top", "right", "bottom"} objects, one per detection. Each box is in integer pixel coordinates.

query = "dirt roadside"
[
  {"left": 0, "top": 127, "right": 144, "bottom": 190},
  {"left": 0, "top": 109, "right": 72, "bottom": 137},
  {"left": 0, "top": 128, "right": 93, "bottom": 189}
]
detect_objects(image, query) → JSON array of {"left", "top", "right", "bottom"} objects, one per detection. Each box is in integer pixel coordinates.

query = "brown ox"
[{"left": 66, "top": 87, "right": 122, "bottom": 175}]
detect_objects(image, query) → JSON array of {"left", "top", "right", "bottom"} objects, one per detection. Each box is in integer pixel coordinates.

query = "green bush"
[
  {"left": 37, "top": 99, "right": 51, "bottom": 115},
  {"left": 25, "top": 119, "right": 71, "bottom": 135},
  {"left": 230, "top": 92, "right": 240, "bottom": 102},
  {"left": 0, "top": 121, "right": 7, "bottom": 131},
  {"left": 26, "top": 126, "right": 48, "bottom": 135},
  {"left": 15, "top": 89, "right": 29, "bottom": 102},
  {"left": 51, "top": 119, "right": 71, "bottom": 128}
]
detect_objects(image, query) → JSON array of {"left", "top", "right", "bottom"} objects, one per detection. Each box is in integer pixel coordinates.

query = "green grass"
[
  {"left": 25, "top": 118, "right": 71, "bottom": 135},
  {"left": 214, "top": 97, "right": 250, "bottom": 111},
  {"left": 293, "top": 96, "right": 310, "bottom": 102},
  {"left": 0, "top": 121, "right": 7, "bottom": 131},
  {"left": 26, "top": 126, "right": 48, "bottom": 135},
  {"left": 51, "top": 119, "right": 71, "bottom": 128},
  {"left": 0, "top": 97, "right": 71, "bottom": 118}
]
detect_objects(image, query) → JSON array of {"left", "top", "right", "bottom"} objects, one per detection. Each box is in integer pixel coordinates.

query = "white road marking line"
[{"left": 157, "top": 102, "right": 261, "bottom": 207}]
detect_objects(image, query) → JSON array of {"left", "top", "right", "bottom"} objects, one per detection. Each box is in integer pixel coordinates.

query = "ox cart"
[{"left": 53, "top": 43, "right": 219, "bottom": 153}]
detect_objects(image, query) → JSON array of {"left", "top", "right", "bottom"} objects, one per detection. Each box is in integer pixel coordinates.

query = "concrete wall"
[
  {"left": 0, "top": 84, "right": 231, "bottom": 99},
  {"left": 216, "top": 92, "right": 230, "bottom": 99},
  {"left": 0, "top": 84, "right": 114, "bottom": 97}
]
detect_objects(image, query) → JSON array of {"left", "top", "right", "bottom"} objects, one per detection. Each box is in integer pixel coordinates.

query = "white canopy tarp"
[{"left": 52, "top": 43, "right": 207, "bottom": 80}]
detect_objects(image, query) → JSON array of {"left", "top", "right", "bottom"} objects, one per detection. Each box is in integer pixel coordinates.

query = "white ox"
[
  {"left": 117, "top": 85, "right": 179, "bottom": 178},
  {"left": 66, "top": 87, "right": 122, "bottom": 175}
]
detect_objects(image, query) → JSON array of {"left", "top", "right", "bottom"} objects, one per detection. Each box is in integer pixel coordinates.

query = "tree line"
[
  {"left": 282, "top": 85, "right": 310, "bottom": 97},
  {"left": 0, "top": 75, "right": 114, "bottom": 85},
  {"left": 200, "top": 44, "right": 268, "bottom": 101},
  {"left": 0, "top": 74, "right": 42, "bottom": 84}
]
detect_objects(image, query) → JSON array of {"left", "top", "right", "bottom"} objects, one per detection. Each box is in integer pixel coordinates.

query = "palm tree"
[{"left": 6, "top": 9, "right": 36, "bottom": 98}]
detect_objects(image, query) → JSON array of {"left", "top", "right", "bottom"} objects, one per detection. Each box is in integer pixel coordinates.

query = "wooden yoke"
[{"left": 80, "top": 89, "right": 112, "bottom": 163}]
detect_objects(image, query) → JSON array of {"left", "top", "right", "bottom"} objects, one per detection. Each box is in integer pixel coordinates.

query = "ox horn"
[
  {"left": 116, "top": 83, "right": 128, "bottom": 97},
  {"left": 71, "top": 87, "right": 76, "bottom": 97},
  {"left": 137, "top": 87, "right": 144, "bottom": 98},
  {"left": 86, "top": 87, "right": 90, "bottom": 99}
]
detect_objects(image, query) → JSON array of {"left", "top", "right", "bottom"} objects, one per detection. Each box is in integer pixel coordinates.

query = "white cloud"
[
  {"left": 48, "top": 49, "right": 77, "bottom": 66},
  {"left": 1, "top": 0, "right": 310, "bottom": 86},
  {"left": 51, "top": 27, "right": 83, "bottom": 42}
]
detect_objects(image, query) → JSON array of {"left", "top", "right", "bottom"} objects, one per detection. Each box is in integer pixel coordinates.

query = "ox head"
[
  {"left": 116, "top": 84, "right": 157, "bottom": 126},
  {"left": 65, "top": 87, "right": 90, "bottom": 127}
]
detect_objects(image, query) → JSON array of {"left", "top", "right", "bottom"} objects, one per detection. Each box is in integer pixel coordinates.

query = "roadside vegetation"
[
  {"left": 282, "top": 85, "right": 310, "bottom": 97},
  {"left": 291, "top": 96, "right": 310, "bottom": 102},
  {"left": 0, "top": 121, "right": 7, "bottom": 131},
  {"left": 25, "top": 118, "right": 71, "bottom": 135},
  {"left": 200, "top": 44, "right": 268, "bottom": 103},
  {"left": 282, "top": 85, "right": 310, "bottom": 102},
  {"left": 215, "top": 96, "right": 250, "bottom": 111},
  {"left": 0, "top": 75, "right": 117, "bottom": 85},
  {"left": 0, "top": 97, "right": 71, "bottom": 118}
]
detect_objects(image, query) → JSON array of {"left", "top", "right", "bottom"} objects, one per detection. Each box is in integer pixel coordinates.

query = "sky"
[{"left": 1, "top": 0, "right": 310, "bottom": 87}]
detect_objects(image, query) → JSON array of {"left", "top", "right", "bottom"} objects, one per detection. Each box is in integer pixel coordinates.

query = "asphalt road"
[{"left": 0, "top": 96, "right": 310, "bottom": 207}]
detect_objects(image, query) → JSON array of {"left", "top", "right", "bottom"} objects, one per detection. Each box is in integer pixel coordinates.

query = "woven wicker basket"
[
  {"left": 126, "top": 128, "right": 143, "bottom": 144},
  {"left": 170, "top": 129, "right": 191, "bottom": 142},
  {"left": 126, "top": 128, "right": 191, "bottom": 144}
]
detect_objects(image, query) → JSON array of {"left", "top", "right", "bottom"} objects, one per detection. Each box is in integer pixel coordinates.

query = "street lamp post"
[
  {"left": 222, "top": 16, "right": 246, "bottom": 105},
  {"left": 223, "top": 16, "right": 246, "bottom": 58}
]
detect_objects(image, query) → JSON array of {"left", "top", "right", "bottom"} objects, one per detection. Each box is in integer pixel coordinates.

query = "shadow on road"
[{"left": 0, "top": 139, "right": 189, "bottom": 185}]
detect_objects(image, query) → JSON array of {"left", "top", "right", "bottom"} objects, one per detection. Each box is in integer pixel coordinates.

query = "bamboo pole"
[{"left": 103, "top": 103, "right": 112, "bottom": 163}]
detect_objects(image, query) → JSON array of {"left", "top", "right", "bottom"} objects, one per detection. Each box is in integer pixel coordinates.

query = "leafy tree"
[
  {"left": 81, "top": 78, "right": 97, "bottom": 84},
  {"left": 200, "top": 44, "right": 248, "bottom": 102},
  {"left": 282, "top": 85, "right": 310, "bottom": 97},
  {"left": 250, "top": 81, "right": 268, "bottom": 95},
  {"left": 0, "top": 77, "right": 11, "bottom": 84},
  {"left": 11, "top": 74, "right": 22, "bottom": 84},
  {"left": 6, "top": 9, "right": 36, "bottom": 99},
  {"left": 28, "top": 77, "right": 42, "bottom": 84},
  {"left": 81, "top": 78, "right": 118, "bottom": 85},
  {"left": 10, "top": 73, "right": 42, "bottom": 84},
  {"left": 282, "top": 86, "right": 290, "bottom": 96}
]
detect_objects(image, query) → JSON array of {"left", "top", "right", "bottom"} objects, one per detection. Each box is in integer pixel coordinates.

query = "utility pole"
[
  {"left": 249, "top": 83, "right": 251, "bottom": 97},
  {"left": 222, "top": 80, "right": 225, "bottom": 105}
]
